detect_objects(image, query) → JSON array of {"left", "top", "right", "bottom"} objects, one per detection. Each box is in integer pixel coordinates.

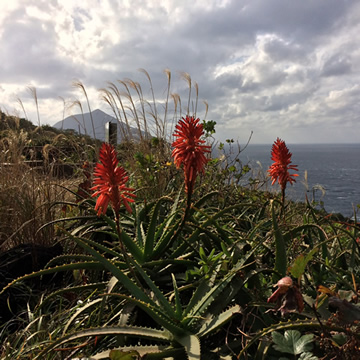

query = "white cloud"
[{"left": 0, "top": 0, "right": 360, "bottom": 143}]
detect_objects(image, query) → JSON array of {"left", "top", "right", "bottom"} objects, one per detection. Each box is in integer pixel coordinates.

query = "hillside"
[{"left": 0, "top": 111, "right": 37, "bottom": 132}]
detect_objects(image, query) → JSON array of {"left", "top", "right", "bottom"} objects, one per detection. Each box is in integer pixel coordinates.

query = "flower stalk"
[
  {"left": 172, "top": 115, "right": 211, "bottom": 209},
  {"left": 170, "top": 116, "right": 211, "bottom": 250},
  {"left": 268, "top": 138, "right": 298, "bottom": 210},
  {"left": 91, "top": 142, "right": 140, "bottom": 284}
]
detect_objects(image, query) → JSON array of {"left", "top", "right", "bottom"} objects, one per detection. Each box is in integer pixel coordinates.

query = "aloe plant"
[
  {"left": 17, "top": 226, "right": 250, "bottom": 359},
  {"left": 1, "top": 188, "right": 263, "bottom": 359}
]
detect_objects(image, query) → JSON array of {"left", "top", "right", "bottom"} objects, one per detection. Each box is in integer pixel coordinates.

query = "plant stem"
[
  {"left": 281, "top": 187, "right": 285, "bottom": 217},
  {"left": 167, "top": 188, "right": 198, "bottom": 255}
]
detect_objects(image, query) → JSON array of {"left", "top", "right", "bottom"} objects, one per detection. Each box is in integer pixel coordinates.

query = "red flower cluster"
[
  {"left": 268, "top": 138, "right": 298, "bottom": 191},
  {"left": 91, "top": 143, "right": 136, "bottom": 216},
  {"left": 172, "top": 116, "right": 211, "bottom": 194}
]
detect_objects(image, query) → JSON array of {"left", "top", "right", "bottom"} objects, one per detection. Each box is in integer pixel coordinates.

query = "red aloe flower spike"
[
  {"left": 268, "top": 138, "right": 298, "bottom": 203},
  {"left": 91, "top": 143, "right": 136, "bottom": 217},
  {"left": 172, "top": 116, "right": 211, "bottom": 195}
]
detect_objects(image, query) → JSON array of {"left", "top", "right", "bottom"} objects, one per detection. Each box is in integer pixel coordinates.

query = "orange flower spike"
[
  {"left": 172, "top": 116, "right": 211, "bottom": 193},
  {"left": 268, "top": 138, "right": 298, "bottom": 192},
  {"left": 91, "top": 143, "right": 136, "bottom": 216}
]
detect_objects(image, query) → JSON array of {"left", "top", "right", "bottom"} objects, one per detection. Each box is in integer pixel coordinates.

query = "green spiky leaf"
[
  {"left": 175, "top": 334, "right": 201, "bottom": 360},
  {"left": 198, "top": 304, "right": 240, "bottom": 337},
  {"left": 144, "top": 197, "right": 174, "bottom": 261},
  {"left": 70, "top": 234, "right": 154, "bottom": 306},
  {"left": 172, "top": 273, "right": 183, "bottom": 319},
  {"left": 271, "top": 200, "right": 287, "bottom": 279},
  {"left": 33, "top": 326, "right": 172, "bottom": 359}
]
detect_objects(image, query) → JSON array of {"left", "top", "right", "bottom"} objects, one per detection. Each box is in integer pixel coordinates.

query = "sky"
[{"left": 1, "top": 0, "right": 360, "bottom": 144}]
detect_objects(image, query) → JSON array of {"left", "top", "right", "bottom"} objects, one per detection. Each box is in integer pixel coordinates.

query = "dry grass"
[
  {"left": 0, "top": 126, "right": 94, "bottom": 250},
  {"left": 99, "top": 69, "right": 207, "bottom": 141},
  {"left": 0, "top": 164, "right": 61, "bottom": 250},
  {"left": 0, "top": 69, "right": 210, "bottom": 247}
]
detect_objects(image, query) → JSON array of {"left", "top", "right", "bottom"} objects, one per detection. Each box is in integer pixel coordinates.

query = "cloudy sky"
[{"left": 1, "top": 0, "right": 360, "bottom": 144}]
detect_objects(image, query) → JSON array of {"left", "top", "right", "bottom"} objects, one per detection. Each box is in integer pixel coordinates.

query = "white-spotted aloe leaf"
[
  {"left": 183, "top": 269, "right": 218, "bottom": 318},
  {"left": 45, "top": 253, "right": 98, "bottom": 267},
  {"left": 69, "top": 230, "right": 123, "bottom": 258},
  {"left": 134, "top": 202, "right": 150, "bottom": 249},
  {"left": 189, "top": 191, "right": 220, "bottom": 217}
]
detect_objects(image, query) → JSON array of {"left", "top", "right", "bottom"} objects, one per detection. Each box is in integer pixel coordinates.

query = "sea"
[{"left": 234, "top": 143, "right": 360, "bottom": 219}]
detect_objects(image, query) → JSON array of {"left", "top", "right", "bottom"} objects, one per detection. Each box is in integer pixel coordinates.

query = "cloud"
[
  {"left": 321, "top": 54, "right": 352, "bottom": 77},
  {"left": 0, "top": 0, "right": 360, "bottom": 143}
]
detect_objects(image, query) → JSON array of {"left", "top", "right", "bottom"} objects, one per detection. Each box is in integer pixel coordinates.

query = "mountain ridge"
[{"left": 53, "top": 109, "right": 145, "bottom": 142}]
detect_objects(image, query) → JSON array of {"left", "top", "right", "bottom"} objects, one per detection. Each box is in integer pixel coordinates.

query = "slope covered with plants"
[{"left": 1, "top": 72, "right": 360, "bottom": 359}]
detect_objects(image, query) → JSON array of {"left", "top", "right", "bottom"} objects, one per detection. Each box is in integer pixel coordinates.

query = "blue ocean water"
[{"left": 238, "top": 143, "right": 360, "bottom": 218}]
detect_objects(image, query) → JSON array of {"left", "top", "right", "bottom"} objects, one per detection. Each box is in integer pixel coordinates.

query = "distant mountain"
[{"left": 52, "top": 109, "right": 146, "bottom": 142}]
